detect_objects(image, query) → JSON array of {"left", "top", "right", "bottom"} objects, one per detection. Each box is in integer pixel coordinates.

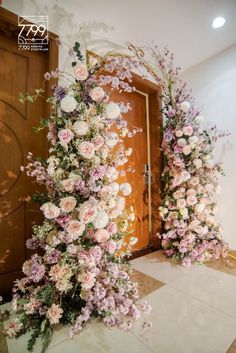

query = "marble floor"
[{"left": 1, "top": 250, "right": 236, "bottom": 353}]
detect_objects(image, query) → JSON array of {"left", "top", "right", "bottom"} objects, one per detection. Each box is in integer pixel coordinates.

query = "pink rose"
[
  {"left": 106, "top": 222, "right": 117, "bottom": 235},
  {"left": 89, "top": 87, "right": 105, "bottom": 102},
  {"left": 103, "top": 240, "right": 117, "bottom": 254},
  {"left": 79, "top": 201, "right": 98, "bottom": 224},
  {"left": 74, "top": 62, "right": 88, "bottom": 81},
  {"left": 67, "top": 220, "right": 85, "bottom": 239},
  {"left": 78, "top": 141, "right": 95, "bottom": 159},
  {"left": 186, "top": 196, "right": 197, "bottom": 206},
  {"left": 92, "top": 135, "right": 105, "bottom": 150},
  {"left": 183, "top": 125, "right": 193, "bottom": 136},
  {"left": 177, "top": 198, "right": 186, "bottom": 209},
  {"left": 94, "top": 229, "right": 110, "bottom": 243},
  {"left": 186, "top": 189, "right": 196, "bottom": 197},
  {"left": 58, "top": 129, "right": 74, "bottom": 145},
  {"left": 55, "top": 215, "right": 71, "bottom": 227},
  {"left": 59, "top": 196, "right": 77, "bottom": 213},
  {"left": 89, "top": 246, "right": 102, "bottom": 262}
]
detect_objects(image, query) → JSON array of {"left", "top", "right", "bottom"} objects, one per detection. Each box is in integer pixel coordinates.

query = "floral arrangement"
[
  {"left": 125, "top": 43, "right": 228, "bottom": 266},
  {"left": 5, "top": 43, "right": 151, "bottom": 352},
  {"left": 146, "top": 47, "right": 228, "bottom": 266}
]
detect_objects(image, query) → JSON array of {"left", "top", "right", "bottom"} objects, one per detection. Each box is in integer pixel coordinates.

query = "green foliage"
[
  {"left": 60, "top": 288, "right": 86, "bottom": 325},
  {"left": 32, "top": 193, "right": 49, "bottom": 205},
  {"left": 73, "top": 42, "right": 84, "bottom": 62},
  {"left": 33, "top": 118, "right": 49, "bottom": 133},
  {"left": 19, "top": 88, "right": 44, "bottom": 104},
  {"left": 37, "top": 286, "right": 55, "bottom": 307}
]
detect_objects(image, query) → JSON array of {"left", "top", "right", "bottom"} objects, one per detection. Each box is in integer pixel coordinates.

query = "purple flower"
[
  {"left": 26, "top": 238, "right": 39, "bottom": 250},
  {"left": 52, "top": 85, "right": 66, "bottom": 100}
]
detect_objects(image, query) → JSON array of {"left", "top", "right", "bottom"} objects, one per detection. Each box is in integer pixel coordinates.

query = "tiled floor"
[{"left": 1, "top": 250, "right": 236, "bottom": 353}]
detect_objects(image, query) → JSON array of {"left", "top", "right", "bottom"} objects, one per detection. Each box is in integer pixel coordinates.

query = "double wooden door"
[{"left": 0, "top": 8, "right": 58, "bottom": 294}]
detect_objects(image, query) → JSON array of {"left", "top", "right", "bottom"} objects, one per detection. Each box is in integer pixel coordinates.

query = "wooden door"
[
  {"left": 0, "top": 8, "right": 58, "bottom": 294},
  {"left": 110, "top": 75, "right": 162, "bottom": 253}
]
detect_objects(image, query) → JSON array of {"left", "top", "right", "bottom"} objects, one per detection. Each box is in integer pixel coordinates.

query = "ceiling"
[{"left": 3, "top": 0, "right": 236, "bottom": 70}]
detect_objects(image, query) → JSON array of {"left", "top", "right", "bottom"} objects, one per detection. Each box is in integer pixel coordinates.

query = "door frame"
[
  {"left": 87, "top": 50, "right": 163, "bottom": 256},
  {"left": 128, "top": 73, "right": 162, "bottom": 258}
]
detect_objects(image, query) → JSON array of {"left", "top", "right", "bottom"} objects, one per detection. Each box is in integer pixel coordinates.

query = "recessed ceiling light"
[{"left": 212, "top": 17, "right": 226, "bottom": 29}]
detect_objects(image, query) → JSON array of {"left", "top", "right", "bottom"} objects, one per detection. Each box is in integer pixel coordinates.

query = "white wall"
[{"left": 182, "top": 45, "right": 236, "bottom": 249}]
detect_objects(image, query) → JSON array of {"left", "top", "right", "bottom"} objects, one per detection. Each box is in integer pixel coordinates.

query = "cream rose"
[
  {"left": 94, "top": 229, "right": 110, "bottom": 243},
  {"left": 73, "top": 121, "right": 89, "bottom": 136},
  {"left": 105, "top": 102, "right": 120, "bottom": 120},
  {"left": 177, "top": 198, "right": 186, "bottom": 209},
  {"left": 175, "top": 129, "right": 183, "bottom": 137},
  {"left": 67, "top": 220, "right": 85, "bottom": 239},
  {"left": 78, "top": 141, "right": 95, "bottom": 159},
  {"left": 74, "top": 62, "right": 88, "bottom": 81},
  {"left": 89, "top": 87, "right": 105, "bottom": 102},
  {"left": 59, "top": 196, "right": 77, "bottom": 213},
  {"left": 60, "top": 95, "right": 77, "bottom": 113},
  {"left": 182, "top": 145, "right": 192, "bottom": 155},
  {"left": 40, "top": 202, "right": 60, "bottom": 219},
  {"left": 61, "top": 179, "right": 74, "bottom": 193}
]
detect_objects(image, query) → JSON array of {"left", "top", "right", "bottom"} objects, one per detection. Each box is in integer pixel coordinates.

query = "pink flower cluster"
[{"left": 155, "top": 49, "right": 228, "bottom": 265}]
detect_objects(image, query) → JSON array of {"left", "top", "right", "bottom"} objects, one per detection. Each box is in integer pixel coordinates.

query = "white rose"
[
  {"left": 105, "top": 102, "right": 120, "bottom": 120},
  {"left": 92, "top": 211, "right": 109, "bottom": 229},
  {"left": 189, "top": 136, "right": 198, "bottom": 145},
  {"left": 73, "top": 121, "right": 89, "bottom": 136},
  {"left": 92, "top": 135, "right": 104, "bottom": 150},
  {"left": 180, "top": 101, "right": 190, "bottom": 113},
  {"left": 105, "top": 132, "right": 119, "bottom": 148},
  {"left": 89, "top": 87, "right": 105, "bottom": 102},
  {"left": 193, "top": 159, "right": 202, "bottom": 169},
  {"left": 194, "top": 115, "right": 204, "bottom": 124},
  {"left": 110, "top": 182, "right": 120, "bottom": 195},
  {"left": 69, "top": 172, "right": 82, "bottom": 182},
  {"left": 106, "top": 166, "right": 118, "bottom": 181},
  {"left": 120, "top": 183, "right": 132, "bottom": 196},
  {"left": 40, "top": 202, "right": 60, "bottom": 219},
  {"left": 74, "top": 62, "right": 88, "bottom": 81},
  {"left": 59, "top": 196, "right": 77, "bottom": 213},
  {"left": 205, "top": 159, "right": 214, "bottom": 168},
  {"left": 60, "top": 95, "right": 77, "bottom": 113},
  {"left": 67, "top": 220, "right": 85, "bottom": 239},
  {"left": 78, "top": 141, "right": 95, "bottom": 159},
  {"left": 177, "top": 138, "right": 187, "bottom": 147}
]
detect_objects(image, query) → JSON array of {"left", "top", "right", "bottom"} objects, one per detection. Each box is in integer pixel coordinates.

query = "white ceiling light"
[{"left": 212, "top": 17, "right": 226, "bottom": 29}]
